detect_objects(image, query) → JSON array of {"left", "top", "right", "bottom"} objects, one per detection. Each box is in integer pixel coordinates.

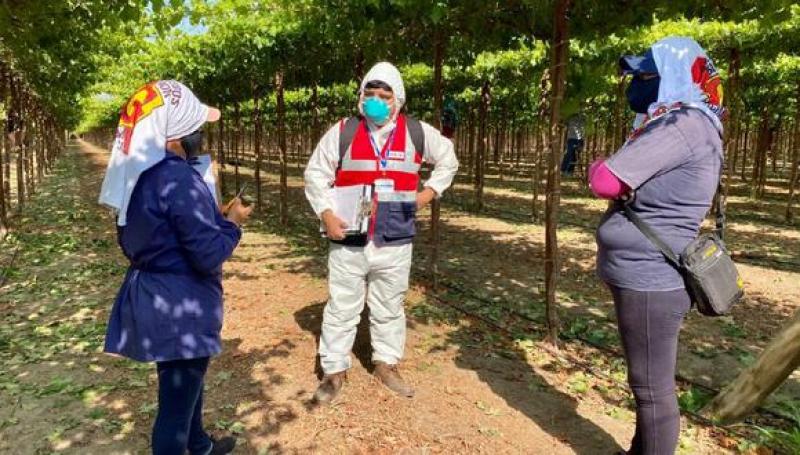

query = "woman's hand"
[{"left": 224, "top": 197, "right": 253, "bottom": 226}]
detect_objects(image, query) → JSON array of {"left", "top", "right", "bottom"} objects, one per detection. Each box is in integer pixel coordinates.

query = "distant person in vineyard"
[
  {"left": 588, "top": 37, "right": 724, "bottom": 455},
  {"left": 560, "top": 113, "right": 584, "bottom": 176},
  {"left": 99, "top": 80, "right": 250, "bottom": 455},
  {"left": 304, "top": 62, "right": 459, "bottom": 404},
  {"left": 441, "top": 97, "right": 459, "bottom": 139},
  {"left": 5, "top": 109, "right": 22, "bottom": 150}
]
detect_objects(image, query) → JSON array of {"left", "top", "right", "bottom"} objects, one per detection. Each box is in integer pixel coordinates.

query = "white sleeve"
[
  {"left": 420, "top": 121, "right": 459, "bottom": 196},
  {"left": 304, "top": 122, "right": 342, "bottom": 217}
]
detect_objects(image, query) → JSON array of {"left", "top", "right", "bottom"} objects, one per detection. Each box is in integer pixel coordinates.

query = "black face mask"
[
  {"left": 180, "top": 129, "right": 204, "bottom": 159},
  {"left": 625, "top": 75, "right": 661, "bottom": 114}
]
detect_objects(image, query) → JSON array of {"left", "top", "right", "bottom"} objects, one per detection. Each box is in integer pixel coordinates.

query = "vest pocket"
[{"left": 384, "top": 201, "right": 417, "bottom": 239}]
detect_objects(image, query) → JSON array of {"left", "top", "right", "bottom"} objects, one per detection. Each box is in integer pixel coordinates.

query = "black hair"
[
  {"left": 364, "top": 80, "right": 393, "bottom": 92},
  {"left": 180, "top": 129, "right": 204, "bottom": 159},
  {"left": 362, "top": 79, "right": 406, "bottom": 113}
]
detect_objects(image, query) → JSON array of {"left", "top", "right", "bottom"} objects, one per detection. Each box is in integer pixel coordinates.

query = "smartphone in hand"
[
  {"left": 221, "top": 183, "right": 249, "bottom": 215},
  {"left": 235, "top": 183, "right": 249, "bottom": 203}
]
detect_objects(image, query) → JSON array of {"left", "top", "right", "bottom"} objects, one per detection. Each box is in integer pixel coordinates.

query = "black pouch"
[{"left": 680, "top": 234, "right": 744, "bottom": 315}]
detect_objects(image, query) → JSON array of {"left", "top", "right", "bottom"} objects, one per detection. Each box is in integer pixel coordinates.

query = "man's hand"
[
  {"left": 321, "top": 210, "right": 348, "bottom": 240},
  {"left": 416, "top": 187, "right": 437, "bottom": 210},
  {"left": 224, "top": 197, "right": 253, "bottom": 226}
]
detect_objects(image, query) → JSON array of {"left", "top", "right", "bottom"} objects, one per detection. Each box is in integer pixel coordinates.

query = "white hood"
[
  {"left": 357, "top": 62, "right": 406, "bottom": 127},
  {"left": 359, "top": 62, "right": 406, "bottom": 106}
]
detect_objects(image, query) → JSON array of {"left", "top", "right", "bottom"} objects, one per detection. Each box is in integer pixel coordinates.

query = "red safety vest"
[{"left": 334, "top": 114, "right": 422, "bottom": 246}]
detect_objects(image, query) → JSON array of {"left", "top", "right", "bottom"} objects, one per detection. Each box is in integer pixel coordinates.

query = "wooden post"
[
  {"left": 703, "top": 309, "right": 800, "bottom": 424},
  {"left": 253, "top": 83, "right": 264, "bottom": 212},
  {"left": 741, "top": 122, "right": 750, "bottom": 182},
  {"left": 275, "top": 70, "right": 288, "bottom": 226},
  {"left": 723, "top": 47, "right": 740, "bottom": 206},
  {"left": 217, "top": 116, "right": 227, "bottom": 198},
  {"left": 430, "top": 30, "right": 446, "bottom": 291},
  {"left": 2, "top": 71, "right": 11, "bottom": 208},
  {"left": 493, "top": 112, "right": 502, "bottom": 165},
  {"left": 497, "top": 115, "right": 507, "bottom": 181},
  {"left": 531, "top": 122, "right": 543, "bottom": 221},
  {"left": 476, "top": 80, "right": 491, "bottom": 211},
  {"left": 207, "top": 117, "right": 215, "bottom": 162},
  {"left": 14, "top": 78, "right": 25, "bottom": 212},
  {"left": 533, "top": 70, "right": 551, "bottom": 222},
  {"left": 233, "top": 103, "right": 241, "bottom": 191},
  {"left": 467, "top": 107, "right": 475, "bottom": 180},
  {"left": 0, "top": 65, "right": 8, "bottom": 233},
  {"left": 543, "top": 0, "right": 572, "bottom": 347},
  {"left": 22, "top": 93, "right": 33, "bottom": 199},
  {"left": 36, "top": 113, "right": 44, "bottom": 182},
  {"left": 311, "top": 83, "right": 321, "bottom": 144},
  {"left": 752, "top": 109, "right": 770, "bottom": 198},
  {"left": 353, "top": 48, "right": 365, "bottom": 82},
  {"left": 771, "top": 123, "right": 780, "bottom": 174},
  {"left": 612, "top": 74, "right": 626, "bottom": 151},
  {"left": 786, "top": 84, "right": 800, "bottom": 222},
  {"left": 0, "top": 115, "right": 5, "bottom": 237},
  {"left": 731, "top": 122, "right": 741, "bottom": 174}
]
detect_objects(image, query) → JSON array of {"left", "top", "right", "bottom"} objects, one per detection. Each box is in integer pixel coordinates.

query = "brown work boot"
[
  {"left": 373, "top": 361, "right": 414, "bottom": 397},
  {"left": 313, "top": 371, "right": 345, "bottom": 404}
]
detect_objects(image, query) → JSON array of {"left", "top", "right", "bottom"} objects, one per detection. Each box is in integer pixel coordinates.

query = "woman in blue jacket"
[{"left": 99, "top": 80, "right": 251, "bottom": 455}]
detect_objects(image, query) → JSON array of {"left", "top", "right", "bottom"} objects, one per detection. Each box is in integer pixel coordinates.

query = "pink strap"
[{"left": 588, "top": 159, "right": 630, "bottom": 199}]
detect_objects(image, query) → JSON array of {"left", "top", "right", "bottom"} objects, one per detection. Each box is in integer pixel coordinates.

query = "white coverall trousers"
[{"left": 319, "top": 241, "right": 413, "bottom": 374}]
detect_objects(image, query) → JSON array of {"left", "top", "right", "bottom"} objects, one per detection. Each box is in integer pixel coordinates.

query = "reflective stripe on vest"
[
  {"left": 383, "top": 160, "right": 421, "bottom": 173},
  {"left": 340, "top": 160, "right": 378, "bottom": 172},
  {"left": 375, "top": 190, "right": 417, "bottom": 202}
]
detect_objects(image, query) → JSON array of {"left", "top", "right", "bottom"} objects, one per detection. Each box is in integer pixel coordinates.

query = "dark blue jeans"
[
  {"left": 560, "top": 138, "right": 584, "bottom": 175},
  {"left": 153, "top": 356, "right": 212, "bottom": 455},
  {"left": 611, "top": 286, "right": 691, "bottom": 455}
]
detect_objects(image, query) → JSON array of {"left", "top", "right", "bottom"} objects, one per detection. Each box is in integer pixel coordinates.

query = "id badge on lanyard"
[
  {"left": 370, "top": 128, "right": 397, "bottom": 195},
  {"left": 374, "top": 178, "right": 395, "bottom": 194},
  {"left": 369, "top": 128, "right": 396, "bottom": 172}
]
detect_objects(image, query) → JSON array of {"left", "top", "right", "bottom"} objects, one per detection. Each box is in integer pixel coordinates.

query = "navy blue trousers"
[
  {"left": 152, "top": 356, "right": 212, "bottom": 455},
  {"left": 611, "top": 286, "right": 691, "bottom": 455},
  {"left": 560, "top": 138, "right": 584, "bottom": 175}
]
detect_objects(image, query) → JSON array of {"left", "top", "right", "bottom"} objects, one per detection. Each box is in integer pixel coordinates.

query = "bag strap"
[
  {"left": 620, "top": 200, "right": 683, "bottom": 269},
  {"left": 406, "top": 116, "right": 426, "bottom": 156},
  {"left": 338, "top": 116, "right": 361, "bottom": 165},
  {"left": 714, "top": 158, "right": 726, "bottom": 241}
]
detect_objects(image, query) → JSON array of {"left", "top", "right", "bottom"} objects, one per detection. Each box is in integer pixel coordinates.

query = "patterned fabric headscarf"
[
  {"left": 98, "top": 80, "right": 220, "bottom": 226},
  {"left": 624, "top": 36, "right": 724, "bottom": 138}
]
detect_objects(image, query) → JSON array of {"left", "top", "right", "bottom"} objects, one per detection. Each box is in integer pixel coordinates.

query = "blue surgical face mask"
[
  {"left": 626, "top": 75, "right": 661, "bottom": 114},
  {"left": 362, "top": 96, "right": 392, "bottom": 125}
]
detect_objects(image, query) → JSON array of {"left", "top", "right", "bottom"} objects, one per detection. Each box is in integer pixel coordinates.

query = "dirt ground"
[{"left": 1, "top": 140, "right": 797, "bottom": 454}]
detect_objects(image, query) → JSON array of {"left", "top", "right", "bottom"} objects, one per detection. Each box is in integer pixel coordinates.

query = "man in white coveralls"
[{"left": 304, "top": 62, "right": 458, "bottom": 403}]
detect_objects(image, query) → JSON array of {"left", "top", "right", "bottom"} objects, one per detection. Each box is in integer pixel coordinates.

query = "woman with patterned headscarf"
[
  {"left": 99, "top": 80, "right": 250, "bottom": 455},
  {"left": 588, "top": 37, "right": 725, "bottom": 454}
]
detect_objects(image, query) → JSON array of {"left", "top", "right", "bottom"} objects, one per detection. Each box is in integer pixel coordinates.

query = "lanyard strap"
[{"left": 368, "top": 127, "right": 397, "bottom": 170}]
